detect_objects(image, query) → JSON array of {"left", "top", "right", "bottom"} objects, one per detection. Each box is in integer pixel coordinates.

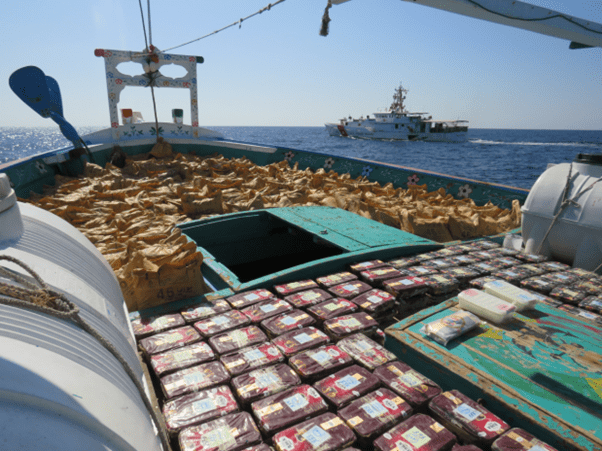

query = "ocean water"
[{"left": 1, "top": 126, "right": 601, "bottom": 190}]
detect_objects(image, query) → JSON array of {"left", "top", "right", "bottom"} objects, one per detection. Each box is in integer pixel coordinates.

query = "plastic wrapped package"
[
  {"left": 468, "top": 261, "right": 499, "bottom": 276},
  {"left": 387, "top": 256, "right": 421, "bottom": 269},
  {"left": 288, "top": 345, "right": 354, "bottom": 382},
  {"left": 519, "top": 276, "right": 562, "bottom": 295},
  {"left": 579, "top": 295, "right": 602, "bottom": 314},
  {"left": 139, "top": 326, "right": 201, "bottom": 357},
  {"left": 337, "top": 333, "right": 397, "bottom": 371},
  {"left": 227, "top": 289, "right": 278, "bottom": 309},
  {"left": 284, "top": 289, "right": 333, "bottom": 309},
  {"left": 571, "top": 278, "right": 602, "bottom": 295},
  {"left": 208, "top": 326, "right": 268, "bottom": 356},
  {"left": 558, "top": 304, "right": 602, "bottom": 324},
  {"left": 272, "top": 327, "right": 331, "bottom": 357},
  {"left": 323, "top": 313, "right": 379, "bottom": 341},
  {"left": 422, "top": 258, "right": 456, "bottom": 270},
  {"left": 316, "top": 272, "right": 358, "bottom": 288},
  {"left": 163, "top": 385, "right": 239, "bottom": 435},
  {"left": 488, "top": 257, "right": 521, "bottom": 269},
  {"left": 430, "top": 248, "right": 463, "bottom": 258},
  {"left": 181, "top": 300, "right": 231, "bottom": 323},
  {"left": 251, "top": 385, "right": 328, "bottom": 435},
  {"left": 261, "top": 310, "right": 317, "bottom": 338},
  {"left": 515, "top": 264, "right": 547, "bottom": 278},
  {"left": 150, "top": 341, "right": 216, "bottom": 377},
  {"left": 231, "top": 363, "right": 301, "bottom": 406},
  {"left": 242, "top": 445, "right": 273, "bottom": 451},
  {"left": 468, "top": 251, "right": 499, "bottom": 261},
  {"left": 567, "top": 267, "right": 599, "bottom": 279},
  {"left": 373, "top": 361, "right": 442, "bottom": 411},
  {"left": 338, "top": 388, "right": 412, "bottom": 444},
  {"left": 404, "top": 266, "right": 440, "bottom": 277},
  {"left": 451, "top": 445, "right": 483, "bottom": 451},
  {"left": 420, "top": 274, "right": 460, "bottom": 297},
  {"left": 458, "top": 290, "right": 516, "bottom": 324},
  {"left": 482, "top": 280, "right": 538, "bottom": 311},
  {"left": 307, "top": 298, "right": 358, "bottom": 323},
  {"left": 420, "top": 310, "right": 482, "bottom": 346},
  {"left": 160, "top": 361, "right": 231, "bottom": 400},
  {"left": 194, "top": 311, "right": 251, "bottom": 338},
  {"left": 439, "top": 267, "right": 483, "bottom": 287},
  {"left": 536, "top": 261, "right": 571, "bottom": 273},
  {"left": 313, "top": 364, "right": 380, "bottom": 410},
  {"left": 272, "top": 413, "right": 356, "bottom": 451},
  {"left": 349, "top": 259, "right": 388, "bottom": 273},
  {"left": 360, "top": 267, "right": 405, "bottom": 286},
  {"left": 548, "top": 286, "right": 588, "bottom": 305},
  {"left": 383, "top": 276, "right": 429, "bottom": 300},
  {"left": 491, "top": 248, "right": 520, "bottom": 257},
  {"left": 489, "top": 268, "right": 535, "bottom": 285},
  {"left": 327, "top": 281, "right": 373, "bottom": 300},
  {"left": 429, "top": 390, "right": 510, "bottom": 446},
  {"left": 514, "top": 252, "right": 549, "bottom": 263},
  {"left": 132, "top": 313, "right": 186, "bottom": 339},
  {"left": 179, "top": 411, "right": 262, "bottom": 451},
  {"left": 491, "top": 428, "right": 559, "bottom": 451},
  {"left": 350, "top": 289, "right": 396, "bottom": 315},
  {"left": 447, "top": 255, "right": 481, "bottom": 266},
  {"left": 221, "top": 342, "right": 285, "bottom": 376},
  {"left": 469, "top": 276, "right": 502, "bottom": 290},
  {"left": 242, "top": 299, "right": 293, "bottom": 323},
  {"left": 275, "top": 280, "right": 319, "bottom": 297},
  {"left": 373, "top": 414, "right": 456, "bottom": 451},
  {"left": 468, "top": 240, "right": 500, "bottom": 250},
  {"left": 444, "top": 244, "right": 474, "bottom": 254}
]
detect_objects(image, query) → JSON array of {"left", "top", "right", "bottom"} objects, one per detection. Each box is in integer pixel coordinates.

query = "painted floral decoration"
[
  {"left": 407, "top": 174, "right": 420, "bottom": 186},
  {"left": 284, "top": 151, "right": 295, "bottom": 161},
  {"left": 35, "top": 161, "right": 47, "bottom": 174},
  {"left": 324, "top": 158, "right": 335, "bottom": 169},
  {"left": 361, "top": 165, "right": 373, "bottom": 177},
  {"left": 458, "top": 184, "right": 473, "bottom": 198}
]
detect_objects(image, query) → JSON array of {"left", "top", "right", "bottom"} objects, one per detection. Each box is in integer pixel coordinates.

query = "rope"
[
  {"left": 0, "top": 255, "right": 170, "bottom": 451},
  {"left": 137, "top": 0, "right": 149, "bottom": 50},
  {"left": 319, "top": 1, "right": 333, "bottom": 37},
  {"left": 147, "top": 0, "right": 153, "bottom": 48}
]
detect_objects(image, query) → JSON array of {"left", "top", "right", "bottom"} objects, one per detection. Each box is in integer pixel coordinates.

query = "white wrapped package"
[
  {"left": 420, "top": 310, "right": 482, "bottom": 346},
  {"left": 458, "top": 289, "right": 517, "bottom": 324},
  {"left": 483, "top": 280, "right": 538, "bottom": 311}
]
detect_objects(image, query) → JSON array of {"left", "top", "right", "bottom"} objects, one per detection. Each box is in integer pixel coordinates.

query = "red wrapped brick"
[
  {"left": 468, "top": 251, "right": 499, "bottom": 261},
  {"left": 515, "top": 264, "right": 547, "bottom": 278},
  {"left": 468, "top": 262, "right": 499, "bottom": 276},
  {"left": 430, "top": 248, "right": 463, "bottom": 258},
  {"left": 221, "top": 342, "right": 285, "bottom": 376},
  {"left": 383, "top": 276, "right": 429, "bottom": 300},
  {"left": 421, "top": 259, "right": 456, "bottom": 270},
  {"left": 467, "top": 240, "right": 500, "bottom": 250},
  {"left": 491, "top": 248, "right": 520, "bottom": 257},
  {"left": 288, "top": 345, "right": 354, "bottom": 382},
  {"left": 327, "top": 281, "right": 372, "bottom": 300},
  {"left": 338, "top": 389, "right": 412, "bottom": 443},
  {"left": 428, "top": 390, "right": 510, "bottom": 446},
  {"left": 208, "top": 326, "right": 268, "bottom": 356},
  {"left": 242, "top": 299, "right": 293, "bottom": 323},
  {"left": 420, "top": 275, "right": 460, "bottom": 296},
  {"left": 163, "top": 385, "right": 239, "bottom": 435},
  {"left": 231, "top": 363, "right": 301, "bottom": 406},
  {"left": 273, "top": 413, "right": 355, "bottom": 451},
  {"left": 387, "top": 256, "right": 421, "bottom": 269},
  {"left": 284, "top": 289, "right": 333, "bottom": 309},
  {"left": 469, "top": 276, "right": 502, "bottom": 290},
  {"left": 536, "top": 261, "right": 571, "bottom": 273},
  {"left": 350, "top": 259, "right": 388, "bottom": 273},
  {"left": 227, "top": 289, "right": 277, "bottom": 309},
  {"left": 514, "top": 252, "right": 549, "bottom": 263},
  {"left": 251, "top": 385, "right": 328, "bottom": 435},
  {"left": 179, "top": 411, "right": 262, "bottom": 451},
  {"left": 571, "top": 278, "right": 602, "bottom": 295},
  {"left": 350, "top": 289, "right": 396, "bottom": 315},
  {"left": 439, "top": 267, "right": 483, "bottom": 286},
  {"left": 373, "top": 414, "right": 456, "bottom": 451},
  {"left": 307, "top": 298, "right": 358, "bottom": 323},
  {"left": 549, "top": 286, "right": 588, "bottom": 305},
  {"left": 360, "top": 267, "right": 405, "bottom": 285},
  {"left": 488, "top": 257, "right": 521, "bottom": 269},
  {"left": 337, "top": 333, "right": 397, "bottom": 370},
  {"left": 447, "top": 255, "right": 482, "bottom": 266},
  {"left": 444, "top": 244, "right": 474, "bottom": 254},
  {"left": 579, "top": 295, "right": 602, "bottom": 314},
  {"left": 194, "top": 311, "right": 251, "bottom": 338},
  {"left": 519, "top": 276, "right": 562, "bottom": 295},
  {"left": 180, "top": 300, "right": 231, "bottom": 323},
  {"left": 132, "top": 313, "right": 186, "bottom": 339},
  {"left": 313, "top": 364, "right": 380, "bottom": 409},
  {"left": 405, "top": 266, "right": 441, "bottom": 277},
  {"left": 540, "top": 271, "right": 581, "bottom": 285},
  {"left": 139, "top": 326, "right": 201, "bottom": 357},
  {"left": 150, "top": 341, "right": 216, "bottom": 377},
  {"left": 490, "top": 267, "right": 536, "bottom": 285},
  {"left": 491, "top": 428, "right": 559, "bottom": 451},
  {"left": 275, "top": 280, "right": 319, "bottom": 296},
  {"left": 374, "top": 361, "right": 442, "bottom": 410},
  {"left": 160, "top": 361, "right": 231, "bottom": 399},
  {"left": 323, "top": 312, "right": 379, "bottom": 341},
  {"left": 272, "top": 327, "right": 331, "bottom": 357},
  {"left": 261, "top": 310, "right": 317, "bottom": 338},
  {"left": 316, "top": 272, "right": 358, "bottom": 288}
]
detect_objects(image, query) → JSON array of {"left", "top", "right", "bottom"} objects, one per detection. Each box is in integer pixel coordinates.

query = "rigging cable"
[
  {"left": 137, "top": 0, "right": 149, "bottom": 49},
  {"left": 137, "top": 0, "right": 160, "bottom": 143}
]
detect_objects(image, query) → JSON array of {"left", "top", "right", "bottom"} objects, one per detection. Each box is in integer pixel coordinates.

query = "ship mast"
[{"left": 390, "top": 84, "right": 408, "bottom": 114}]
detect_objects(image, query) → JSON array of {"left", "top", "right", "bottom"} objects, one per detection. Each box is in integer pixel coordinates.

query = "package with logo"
[
  {"left": 323, "top": 312, "right": 379, "bottom": 341},
  {"left": 541, "top": 271, "right": 581, "bottom": 286},
  {"left": 422, "top": 258, "right": 456, "bottom": 270},
  {"left": 316, "top": 272, "right": 358, "bottom": 288},
  {"left": 536, "top": 261, "right": 571, "bottom": 273},
  {"left": 572, "top": 277, "right": 602, "bottom": 295},
  {"left": 491, "top": 427, "right": 559, "bottom": 451},
  {"left": 251, "top": 385, "right": 328, "bottom": 435},
  {"left": 132, "top": 313, "right": 186, "bottom": 339},
  {"left": 558, "top": 305, "right": 602, "bottom": 324},
  {"left": 288, "top": 345, "right": 354, "bottom": 382},
  {"left": 261, "top": 310, "right": 316, "bottom": 338},
  {"left": 350, "top": 259, "right": 388, "bottom": 273},
  {"left": 469, "top": 276, "right": 501, "bottom": 290},
  {"left": 350, "top": 289, "right": 396, "bottom": 315},
  {"left": 221, "top": 342, "right": 285, "bottom": 376},
  {"left": 194, "top": 311, "right": 251, "bottom": 338},
  {"left": 420, "top": 274, "right": 460, "bottom": 297},
  {"left": 428, "top": 390, "right": 510, "bottom": 446},
  {"left": 448, "top": 255, "right": 481, "bottom": 266},
  {"left": 514, "top": 252, "right": 549, "bottom": 263},
  {"left": 284, "top": 289, "right": 333, "bottom": 309},
  {"left": 373, "top": 414, "right": 456, "bottom": 451},
  {"left": 468, "top": 261, "right": 499, "bottom": 276},
  {"left": 430, "top": 248, "right": 463, "bottom": 258},
  {"left": 491, "top": 248, "right": 520, "bottom": 257},
  {"left": 139, "top": 326, "right": 201, "bottom": 357},
  {"left": 518, "top": 276, "right": 562, "bottom": 295},
  {"left": 163, "top": 385, "right": 239, "bottom": 435},
  {"left": 273, "top": 413, "right": 356, "bottom": 451},
  {"left": 160, "top": 361, "right": 231, "bottom": 400},
  {"left": 488, "top": 257, "right": 521, "bottom": 269},
  {"left": 405, "top": 266, "right": 440, "bottom": 278},
  {"left": 579, "top": 295, "right": 602, "bottom": 314},
  {"left": 181, "top": 300, "right": 231, "bottom": 323},
  {"left": 373, "top": 361, "right": 442, "bottom": 411},
  {"left": 444, "top": 244, "right": 474, "bottom": 254},
  {"left": 468, "top": 240, "right": 500, "bottom": 250},
  {"left": 272, "top": 327, "right": 331, "bottom": 358},
  {"left": 307, "top": 299, "right": 358, "bottom": 323},
  {"left": 515, "top": 264, "right": 547, "bottom": 278},
  {"left": 313, "top": 364, "right": 380, "bottom": 410},
  {"left": 242, "top": 299, "right": 293, "bottom": 324},
  {"left": 327, "top": 281, "right": 372, "bottom": 300},
  {"left": 458, "top": 290, "right": 516, "bottom": 325},
  {"left": 421, "top": 310, "right": 482, "bottom": 346},
  {"left": 360, "top": 267, "right": 405, "bottom": 286},
  {"left": 387, "top": 256, "right": 421, "bottom": 269},
  {"left": 227, "top": 289, "right": 277, "bottom": 309},
  {"left": 567, "top": 267, "right": 598, "bottom": 278},
  {"left": 489, "top": 268, "right": 534, "bottom": 285},
  {"left": 150, "top": 341, "right": 216, "bottom": 377},
  {"left": 337, "top": 333, "right": 397, "bottom": 371},
  {"left": 549, "top": 286, "right": 589, "bottom": 305},
  {"left": 439, "top": 267, "right": 483, "bottom": 287},
  {"left": 209, "top": 326, "right": 268, "bottom": 356},
  {"left": 275, "top": 280, "right": 319, "bottom": 296},
  {"left": 179, "top": 411, "right": 262, "bottom": 451},
  {"left": 383, "top": 276, "right": 429, "bottom": 300},
  {"left": 231, "top": 363, "right": 301, "bottom": 406},
  {"left": 482, "top": 280, "right": 538, "bottom": 311},
  {"left": 338, "top": 388, "right": 413, "bottom": 444}
]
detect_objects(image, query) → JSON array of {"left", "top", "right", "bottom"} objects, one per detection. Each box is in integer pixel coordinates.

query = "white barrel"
[{"left": 0, "top": 174, "right": 163, "bottom": 450}]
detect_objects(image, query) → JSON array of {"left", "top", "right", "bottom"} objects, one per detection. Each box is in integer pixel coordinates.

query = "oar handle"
[{"left": 49, "top": 112, "right": 82, "bottom": 148}]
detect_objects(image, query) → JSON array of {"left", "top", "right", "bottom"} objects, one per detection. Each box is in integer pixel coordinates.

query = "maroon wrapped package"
[
  {"left": 242, "top": 445, "right": 273, "bottom": 451},
  {"left": 579, "top": 295, "right": 602, "bottom": 314},
  {"left": 536, "top": 261, "right": 571, "bottom": 273},
  {"left": 422, "top": 259, "right": 456, "bottom": 270},
  {"left": 307, "top": 298, "right": 358, "bottom": 322},
  {"left": 179, "top": 411, "right": 262, "bottom": 451},
  {"left": 227, "top": 289, "right": 277, "bottom": 309},
  {"left": 316, "top": 272, "right": 358, "bottom": 288},
  {"left": 383, "top": 276, "right": 429, "bottom": 300},
  {"left": 337, "top": 333, "right": 397, "bottom": 370},
  {"left": 469, "top": 261, "right": 499, "bottom": 276},
  {"left": 491, "top": 428, "right": 559, "bottom": 451},
  {"left": 452, "top": 445, "right": 483, "bottom": 451},
  {"left": 338, "top": 389, "right": 413, "bottom": 443},
  {"left": 514, "top": 252, "right": 549, "bottom": 263},
  {"left": 567, "top": 267, "right": 598, "bottom": 278},
  {"left": 273, "top": 413, "right": 356, "bottom": 451},
  {"left": 540, "top": 271, "right": 581, "bottom": 285},
  {"left": 519, "top": 276, "right": 562, "bottom": 295},
  {"left": 420, "top": 274, "right": 460, "bottom": 296},
  {"left": 181, "top": 300, "right": 231, "bottom": 323},
  {"left": 285, "top": 289, "right": 333, "bottom": 309},
  {"left": 275, "top": 280, "right": 319, "bottom": 296},
  {"left": 288, "top": 345, "right": 354, "bottom": 382},
  {"left": 374, "top": 361, "right": 442, "bottom": 410},
  {"left": 132, "top": 313, "right": 186, "bottom": 339},
  {"left": 526, "top": 291, "right": 564, "bottom": 308},
  {"left": 430, "top": 248, "right": 463, "bottom": 258},
  {"left": 139, "top": 326, "right": 201, "bottom": 357},
  {"left": 360, "top": 267, "right": 405, "bottom": 285},
  {"left": 388, "top": 256, "right": 421, "bottom": 269},
  {"left": 515, "top": 264, "right": 547, "bottom": 278},
  {"left": 163, "top": 385, "right": 239, "bottom": 435},
  {"left": 160, "top": 361, "right": 231, "bottom": 400},
  {"left": 488, "top": 257, "right": 521, "bottom": 269},
  {"left": 469, "top": 276, "right": 502, "bottom": 290},
  {"left": 571, "top": 277, "right": 602, "bottom": 295},
  {"left": 548, "top": 286, "right": 588, "bottom": 305},
  {"left": 373, "top": 414, "right": 456, "bottom": 451},
  {"left": 221, "top": 342, "right": 285, "bottom": 376},
  {"left": 261, "top": 310, "right": 317, "bottom": 338},
  {"left": 150, "top": 341, "right": 216, "bottom": 377},
  {"left": 444, "top": 244, "right": 474, "bottom": 254},
  {"left": 558, "top": 304, "right": 602, "bottom": 324},
  {"left": 327, "top": 281, "right": 373, "bottom": 300},
  {"left": 490, "top": 267, "right": 536, "bottom": 285},
  {"left": 231, "top": 363, "right": 301, "bottom": 406},
  {"left": 428, "top": 390, "right": 510, "bottom": 446},
  {"left": 251, "top": 385, "right": 328, "bottom": 435},
  {"left": 350, "top": 289, "right": 396, "bottom": 315},
  {"left": 439, "top": 267, "right": 483, "bottom": 286},
  {"left": 467, "top": 240, "right": 500, "bottom": 250},
  {"left": 313, "top": 364, "right": 380, "bottom": 409},
  {"left": 405, "top": 266, "right": 440, "bottom": 277},
  {"left": 194, "top": 310, "right": 251, "bottom": 338},
  {"left": 469, "top": 251, "right": 498, "bottom": 261},
  {"left": 272, "top": 327, "right": 331, "bottom": 357},
  {"left": 447, "top": 255, "right": 481, "bottom": 266},
  {"left": 242, "top": 299, "right": 293, "bottom": 323},
  {"left": 491, "top": 248, "right": 520, "bottom": 257},
  {"left": 323, "top": 312, "right": 379, "bottom": 341},
  {"left": 208, "top": 326, "right": 268, "bottom": 356},
  {"left": 350, "top": 259, "right": 388, "bottom": 273}
]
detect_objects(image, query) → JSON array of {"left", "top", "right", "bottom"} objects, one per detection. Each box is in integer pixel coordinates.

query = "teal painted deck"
[{"left": 385, "top": 300, "right": 602, "bottom": 450}]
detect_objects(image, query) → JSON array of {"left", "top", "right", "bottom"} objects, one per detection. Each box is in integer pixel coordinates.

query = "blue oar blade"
[
  {"left": 46, "top": 76, "right": 64, "bottom": 118},
  {"left": 9, "top": 66, "right": 51, "bottom": 118}
]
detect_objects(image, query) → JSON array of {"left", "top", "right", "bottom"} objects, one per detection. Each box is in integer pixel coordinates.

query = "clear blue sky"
[{"left": 2, "top": 0, "right": 601, "bottom": 129}]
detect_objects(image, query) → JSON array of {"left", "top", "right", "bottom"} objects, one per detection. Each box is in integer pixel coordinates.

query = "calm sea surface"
[{"left": 1, "top": 126, "right": 601, "bottom": 190}]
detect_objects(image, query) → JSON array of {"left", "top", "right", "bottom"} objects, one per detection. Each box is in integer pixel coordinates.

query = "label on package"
[
  {"left": 303, "top": 426, "right": 331, "bottom": 448},
  {"left": 336, "top": 375, "right": 361, "bottom": 390},
  {"left": 284, "top": 393, "right": 309, "bottom": 411},
  {"left": 361, "top": 400, "right": 387, "bottom": 418},
  {"left": 455, "top": 403, "right": 481, "bottom": 422}
]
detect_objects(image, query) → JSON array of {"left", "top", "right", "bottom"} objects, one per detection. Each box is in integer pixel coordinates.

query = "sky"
[{"left": 1, "top": 0, "right": 601, "bottom": 130}]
